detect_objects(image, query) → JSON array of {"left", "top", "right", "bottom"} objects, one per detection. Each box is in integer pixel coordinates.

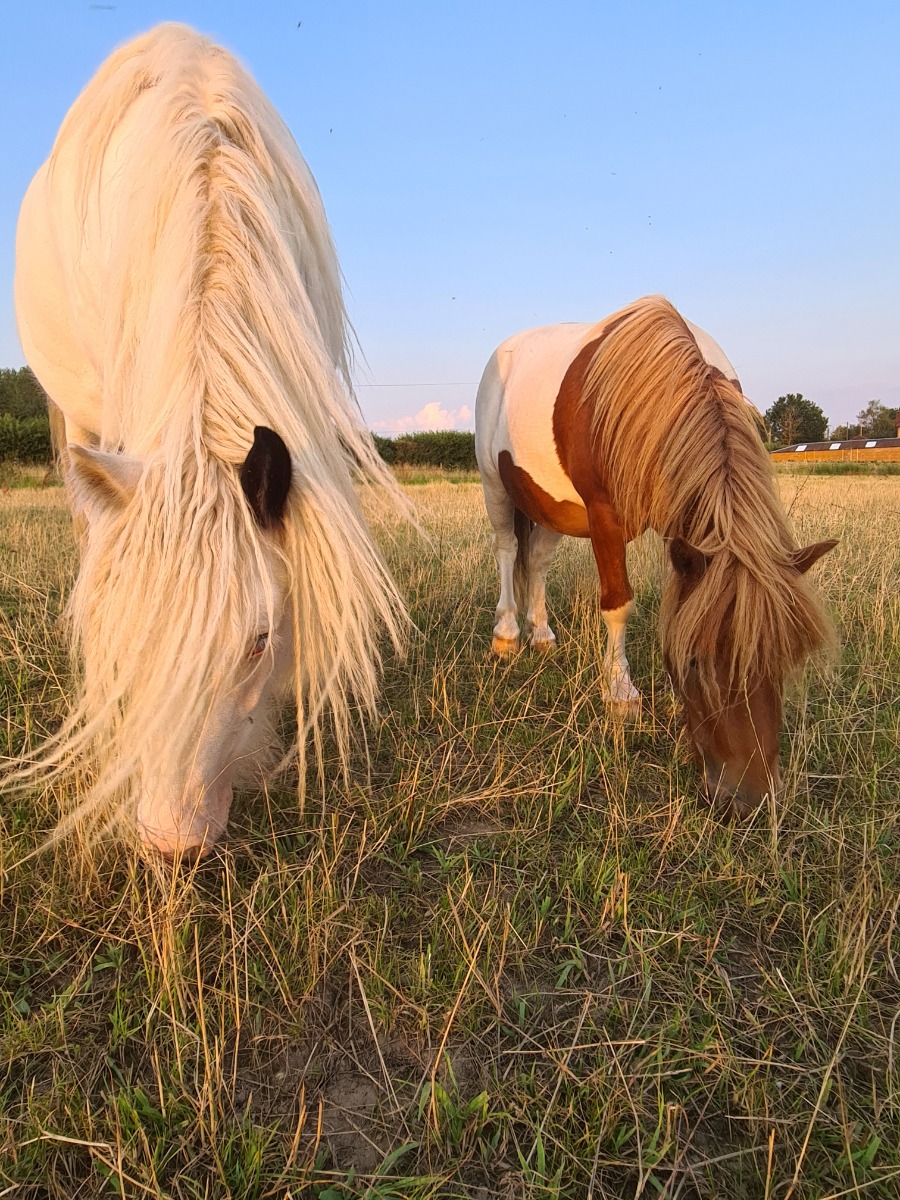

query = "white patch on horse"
[
  {"left": 684, "top": 319, "right": 740, "bottom": 382},
  {"left": 476, "top": 323, "right": 591, "bottom": 510},
  {"left": 600, "top": 601, "right": 639, "bottom": 704}
]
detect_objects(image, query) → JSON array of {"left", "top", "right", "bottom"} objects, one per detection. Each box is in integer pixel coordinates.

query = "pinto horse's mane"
[
  {"left": 580, "top": 295, "right": 833, "bottom": 697},
  {"left": 11, "top": 25, "right": 407, "bottom": 831}
]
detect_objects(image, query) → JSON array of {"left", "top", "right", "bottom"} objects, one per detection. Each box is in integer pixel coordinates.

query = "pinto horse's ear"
[
  {"left": 792, "top": 539, "right": 838, "bottom": 575},
  {"left": 669, "top": 536, "right": 709, "bottom": 583},
  {"left": 67, "top": 444, "right": 143, "bottom": 521},
  {"left": 240, "top": 426, "right": 292, "bottom": 528}
]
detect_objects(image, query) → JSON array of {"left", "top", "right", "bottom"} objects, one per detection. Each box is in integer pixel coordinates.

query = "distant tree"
[
  {"left": 855, "top": 400, "right": 897, "bottom": 439},
  {"left": 0, "top": 369, "right": 18, "bottom": 416},
  {"left": 16, "top": 367, "right": 47, "bottom": 418},
  {"left": 0, "top": 412, "right": 52, "bottom": 462},
  {"left": 390, "top": 430, "right": 477, "bottom": 470},
  {"left": 0, "top": 368, "right": 52, "bottom": 462},
  {"left": 371, "top": 431, "right": 477, "bottom": 470},
  {"left": 371, "top": 433, "right": 396, "bottom": 464},
  {"left": 764, "top": 394, "right": 828, "bottom": 446},
  {"left": 0, "top": 366, "right": 47, "bottom": 419},
  {"left": 828, "top": 424, "right": 853, "bottom": 440}
]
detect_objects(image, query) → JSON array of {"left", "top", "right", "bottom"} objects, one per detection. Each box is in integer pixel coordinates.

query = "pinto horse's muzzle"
[{"left": 701, "top": 757, "right": 780, "bottom": 820}]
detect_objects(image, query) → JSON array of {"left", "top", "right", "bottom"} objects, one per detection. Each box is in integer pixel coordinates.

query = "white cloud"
[{"left": 372, "top": 401, "right": 473, "bottom": 433}]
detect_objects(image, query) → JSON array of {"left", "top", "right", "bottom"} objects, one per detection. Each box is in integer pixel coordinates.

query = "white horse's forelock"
[{"left": 9, "top": 24, "right": 408, "bottom": 840}]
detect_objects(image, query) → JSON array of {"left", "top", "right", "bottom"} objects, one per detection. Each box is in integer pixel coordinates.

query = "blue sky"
[{"left": 2, "top": 1, "right": 898, "bottom": 430}]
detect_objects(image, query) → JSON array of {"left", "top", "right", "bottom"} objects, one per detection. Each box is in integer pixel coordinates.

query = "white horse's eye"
[{"left": 250, "top": 632, "right": 269, "bottom": 658}]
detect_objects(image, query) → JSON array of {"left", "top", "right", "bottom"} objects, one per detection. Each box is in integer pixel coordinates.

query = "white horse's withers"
[{"left": 13, "top": 24, "right": 407, "bottom": 856}]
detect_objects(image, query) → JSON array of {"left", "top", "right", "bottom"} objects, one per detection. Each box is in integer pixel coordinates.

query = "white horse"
[{"left": 12, "top": 24, "right": 407, "bottom": 856}]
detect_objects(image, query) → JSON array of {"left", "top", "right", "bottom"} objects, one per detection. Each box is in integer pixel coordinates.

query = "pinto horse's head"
[
  {"left": 67, "top": 426, "right": 295, "bottom": 859},
  {"left": 663, "top": 535, "right": 837, "bottom": 817}
]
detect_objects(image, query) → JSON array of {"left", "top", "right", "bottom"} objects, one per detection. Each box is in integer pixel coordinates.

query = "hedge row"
[
  {"left": 0, "top": 414, "right": 53, "bottom": 463},
  {"left": 0, "top": 366, "right": 47, "bottom": 420},
  {"left": 372, "top": 430, "right": 477, "bottom": 470},
  {"left": 0, "top": 415, "right": 478, "bottom": 472}
]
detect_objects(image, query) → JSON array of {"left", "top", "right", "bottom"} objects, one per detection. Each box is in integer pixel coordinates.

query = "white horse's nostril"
[
  {"left": 136, "top": 784, "right": 232, "bottom": 859},
  {"left": 137, "top": 824, "right": 214, "bottom": 859}
]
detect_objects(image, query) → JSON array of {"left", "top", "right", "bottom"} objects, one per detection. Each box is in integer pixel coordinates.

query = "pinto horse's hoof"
[
  {"left": 531, "top": 636, "right": 557, "bottom": 655},
  {"left": 602, "top": 687, "right": 642, "bottom": 718},
  {"left": 491, "top": 635, "right": 520, "bottom": 657}
]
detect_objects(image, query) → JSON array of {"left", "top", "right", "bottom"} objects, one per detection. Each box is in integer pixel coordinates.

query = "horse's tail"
[
  {"left": 45, "top": 398, "right": 89, "bottom": 546},
  {"left": 46, "top": 397, "right": 68, "bottom": 475},
  {"left": 513, "top": 507, "right": 533, "bottom": 614}
]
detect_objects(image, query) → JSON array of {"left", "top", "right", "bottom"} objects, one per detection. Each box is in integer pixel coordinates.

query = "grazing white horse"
[{"left": 12, "top": 24, "right": 407, "bottom": 856}]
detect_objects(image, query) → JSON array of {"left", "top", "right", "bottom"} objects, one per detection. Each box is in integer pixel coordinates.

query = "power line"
[{"left": 355, "top": 381, "right": 478, "bottom": 388}]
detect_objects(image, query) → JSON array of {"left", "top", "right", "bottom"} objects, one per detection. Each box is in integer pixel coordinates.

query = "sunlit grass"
[{"left": 1, "top": 475, "right": 898, "bottom": 1197}]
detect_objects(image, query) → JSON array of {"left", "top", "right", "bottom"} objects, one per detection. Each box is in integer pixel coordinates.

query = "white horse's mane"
[{"left": 13, "top": 24, "right": 408, "bottom": 831}]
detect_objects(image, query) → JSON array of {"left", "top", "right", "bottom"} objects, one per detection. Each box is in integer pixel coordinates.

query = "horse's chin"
[
  {"left": 231, "top": 744, "right": 276, "bottom": 789},
  {"left": 702, "top": 765, "right": 778, "bottom": 821}
]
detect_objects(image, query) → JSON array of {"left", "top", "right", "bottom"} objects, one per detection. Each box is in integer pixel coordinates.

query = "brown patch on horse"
[
  {"left": 550, "top": 316, "right": 634, "bottom": 612},
  {"left": 583, "top": 500, "right": 633, "bottom": 611},
  {"left": 497, "top": 451, "right": 590, "bottom": 537},
  {"left": 706, "top": 364, "right": 744, "bottom": 395},
  {"left": 551, "top": 338, "right": 603, "bottom": 491},
  {"left": 551, "top": 314, "right": 628, "bottom": 502}
]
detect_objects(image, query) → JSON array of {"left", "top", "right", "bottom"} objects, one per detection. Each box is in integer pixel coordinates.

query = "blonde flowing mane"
[
  {"left": 581, "top": 296, "right": 833, "bottom": 695},
  {"left": 11, "top": 25, "right": 408, "bottom": 830}
]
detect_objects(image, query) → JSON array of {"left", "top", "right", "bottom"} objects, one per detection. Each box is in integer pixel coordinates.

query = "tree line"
[
  {"left": 1, "top": 366, "right": 895, "bottom": 465},
  {"left": 376, "top": 398, "right": 899, "bottom": 462},
  {"left": 0, "top": 367, "right": 53, "bottom": 462},
  {"left": 762, "top": 394, "right": 897, "bottom": 446},
  {"left": 371, "top": 430, "right": 478, "bottom": 470}
]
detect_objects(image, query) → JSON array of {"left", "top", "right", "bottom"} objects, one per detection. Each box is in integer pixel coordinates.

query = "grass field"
[{"left": 1, "top": 473, "right": 899, "bottom": 1199}]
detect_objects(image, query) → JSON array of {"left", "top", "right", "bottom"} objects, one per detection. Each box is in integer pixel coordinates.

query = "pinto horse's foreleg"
[
  {"left": 525, "top": 524, "right": 562, "bottom": 651},
  {"left": 601, "top": 602, "right": 639, "bottom": 705},
  {"left": 587, "top": 501, "right": 640, "bottom": 705}
]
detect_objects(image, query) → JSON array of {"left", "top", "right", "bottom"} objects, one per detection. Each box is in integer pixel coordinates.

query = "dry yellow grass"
[{"left": 1, "top": 473, "right": 898, "bottom": 1198}]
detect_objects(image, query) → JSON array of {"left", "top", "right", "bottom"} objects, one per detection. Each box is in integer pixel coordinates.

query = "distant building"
[{"left": 771, "top": 435, "right": 900, "bottom": 463}]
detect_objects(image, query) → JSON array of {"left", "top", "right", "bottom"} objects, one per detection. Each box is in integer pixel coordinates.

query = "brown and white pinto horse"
[{"left": 475, "top": 296, "right": 836, "bottom": 815}]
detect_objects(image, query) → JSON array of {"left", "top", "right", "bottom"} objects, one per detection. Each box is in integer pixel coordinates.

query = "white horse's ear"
[
  {"left": 240, "top": 426, "right": 292, "bottom": 528},
  {"left": 67, "top": 444, "right": 143, "bottom": 520}
]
